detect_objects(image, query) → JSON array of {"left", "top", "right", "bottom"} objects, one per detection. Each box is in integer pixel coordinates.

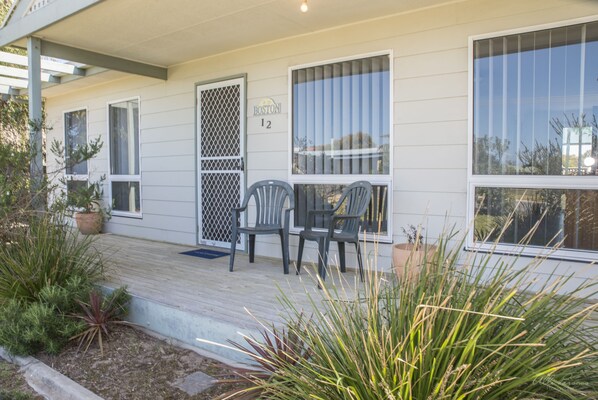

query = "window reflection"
[
  {"left": 294, "top": 184, "right": 388, "bottom": 235},
  {"left": 473, "top": 22, "right": 598, "bottom": 176},
  {"left": 474, "top": 187, "right": 598, "bottom": 251}
]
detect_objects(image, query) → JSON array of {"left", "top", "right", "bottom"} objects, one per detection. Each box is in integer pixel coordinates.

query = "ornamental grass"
[{"left": 221, "top": 227, "right": 598, "bottom": 399}]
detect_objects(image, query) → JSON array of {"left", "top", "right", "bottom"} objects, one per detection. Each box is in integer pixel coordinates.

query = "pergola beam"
[
  {"left": 0, "top": 50, "right": 85, "bottom": 75},
  {"left": 0, "top": 66, "right": 59, "bottom": 84},
  {"left": 40, "top": 40, "right": 167, "bottom": 80},
  {"left": 0, "top": 76, "right": 28, "bottom": 88}
]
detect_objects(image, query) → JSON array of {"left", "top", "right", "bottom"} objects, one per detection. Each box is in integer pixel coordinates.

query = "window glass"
[
  {"left": 473, "top": 22, "right": 598, "bottom": 176},
  {"left": 294, "top": 184, "right": 388, "bottom": 235},
  {"left": 472, "top": 21, "right": 598, "bottom": 256},
  {"left": 109, "top": 99, "right": 139, "bottom": 176},
  {"left": 111, "top": 182, "right": 140, "bottom": 214},
  {"left": 292, "top": 55, "right": 390, "bottom": 175},
  {"left": 474, "top": 187, "right": 598, "bottom": 251},
  {"left": 64, "top": 109, "right": 87, "bottom": 175},
  {"left": 291, "top": 55, "right": 391, "bottom": 236},
  {"left": 109, "top": 99, "right": 141, "bottom": 215}
]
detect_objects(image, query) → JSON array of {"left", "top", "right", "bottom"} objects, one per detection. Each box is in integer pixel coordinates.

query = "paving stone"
[{"left": 172, "top": 370, "right": 216, "bottom": 395}]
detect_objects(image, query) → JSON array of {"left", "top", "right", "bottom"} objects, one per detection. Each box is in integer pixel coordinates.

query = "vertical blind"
[{"left": 292, "top": 55, "right": 391, "bottom": 176}]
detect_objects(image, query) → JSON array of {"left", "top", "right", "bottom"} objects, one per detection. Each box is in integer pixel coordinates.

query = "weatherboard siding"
[{"left": 45, "top": 0, "right": 598, "bottom": 291}]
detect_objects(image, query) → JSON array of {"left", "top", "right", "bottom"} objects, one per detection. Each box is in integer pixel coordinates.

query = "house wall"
[{"left": 45, "top": 0, "right": 598, "bottom": 293}]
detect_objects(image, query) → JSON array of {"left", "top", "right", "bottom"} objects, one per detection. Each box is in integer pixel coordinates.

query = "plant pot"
[
  {"left": 392, "top": 243, "right": 437, "bottom": 282},
  {"left": 75, "top": 212, "right": 103, "bottom": 235}
]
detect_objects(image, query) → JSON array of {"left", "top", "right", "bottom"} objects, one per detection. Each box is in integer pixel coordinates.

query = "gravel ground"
[{"left": 36, "top": 324, "right": 248, "bottom": 400}]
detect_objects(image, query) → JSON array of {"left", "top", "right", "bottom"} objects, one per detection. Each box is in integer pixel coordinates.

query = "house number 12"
[{"left": 261, "top": 119, "right": 272, "bottom": 129}]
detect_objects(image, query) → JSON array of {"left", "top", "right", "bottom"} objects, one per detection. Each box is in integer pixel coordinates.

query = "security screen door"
[{"left": 197, "top": 77, "right": 245, "bottom": 250}]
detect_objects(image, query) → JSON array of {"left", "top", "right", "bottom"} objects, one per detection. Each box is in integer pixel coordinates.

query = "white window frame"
[
  {"left": 63, "top": 107, "right": 89, "bottom": 197},
  {"left": 467, "top": 15, "right": 598, "bottom": 261},
  {"left": 107, "top": 96, "right": 142, "bottom": 218},
  {"left": 288, "top": 50, "right": 394, "bottom": 243}
]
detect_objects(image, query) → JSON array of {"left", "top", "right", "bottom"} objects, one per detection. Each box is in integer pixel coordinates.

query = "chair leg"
[
  {"left": 338, "top": 241, "right": 346, "bottom": 273},
  {"left": 229, "top": 227, "right": 237, "bottom": 272},
  {"left": 355, "top": 242, "right": 364, "bottom": 282},
  {"left": 296, "top": 237, "right": 304, "bottom": 275},
  {"left": 249, "top": 234, "right": 255, "bottom": 263},
  {"left": 279, "top": 229, "right": 289, "bottom": 274},
  {"left": 317, "top": 237, "right": 330, "bottom": 282}
]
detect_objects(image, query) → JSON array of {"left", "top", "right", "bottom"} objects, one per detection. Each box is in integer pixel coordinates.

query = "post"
[{"left": 28, "top": 36, "right": 44, "bottom": 210}]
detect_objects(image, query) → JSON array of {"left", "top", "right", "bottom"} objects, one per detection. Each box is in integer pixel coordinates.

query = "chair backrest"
[
  {"left": 244, "top": 180, "right": 294, "bottom": 227},
  {"left": 335, "top": 180, "right": 373, "bottom": 235}
]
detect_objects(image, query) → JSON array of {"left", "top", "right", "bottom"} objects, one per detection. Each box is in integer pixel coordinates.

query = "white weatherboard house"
[{"left": 2, "top": 0, "right": 598, "bottom": 298}]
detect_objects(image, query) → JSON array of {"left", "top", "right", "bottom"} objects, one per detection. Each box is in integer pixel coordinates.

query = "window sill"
[
  {"left": 289, "top": 228, "right": 392, "bottom": 244},
  {"left": 111, "top": 211, "right": 143, "bottom": 219},
  {"left": 466, "top": 242, "right": 598, "bottom": 264}
]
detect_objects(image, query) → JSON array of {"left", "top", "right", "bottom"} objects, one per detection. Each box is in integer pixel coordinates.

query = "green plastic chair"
[
  {"left": 229, "top": 180, "right": 295, "bottom": 274},
  {"left": 296, "top": 181, "right": 372, "bottom": 281}
]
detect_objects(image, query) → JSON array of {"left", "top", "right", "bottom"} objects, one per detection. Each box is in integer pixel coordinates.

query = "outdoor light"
[{"left": 300, "top": 0, "right": 308, "bottom": 13}]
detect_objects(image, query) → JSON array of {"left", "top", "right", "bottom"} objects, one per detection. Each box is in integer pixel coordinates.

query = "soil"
[
  {"left": 36, "top": 324, "right": 249, "bottom": 400},
  {"left": 0, "top": 360, "right": 43, "bottom": 400}
]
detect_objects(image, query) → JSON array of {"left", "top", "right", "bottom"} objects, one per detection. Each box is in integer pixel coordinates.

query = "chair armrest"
[
  {"left": 328, "top": 214, "right": 362, "bottom": 237},
  {"left": 306, "top": 209, "right": 334, "bottom": 230}
]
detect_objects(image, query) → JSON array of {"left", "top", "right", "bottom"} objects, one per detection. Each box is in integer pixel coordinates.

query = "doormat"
[{"left": 179, "top": 248, "right": 229, "bottom": 259}]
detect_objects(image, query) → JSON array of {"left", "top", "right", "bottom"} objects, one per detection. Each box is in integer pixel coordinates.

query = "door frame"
[{"left": 195, "top": 74, "right": 247, "bottom": 249}]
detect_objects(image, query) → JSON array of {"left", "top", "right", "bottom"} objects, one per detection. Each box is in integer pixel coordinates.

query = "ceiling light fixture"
[{"left": 300, "top": 0, "right": 308, "bottom": 13}]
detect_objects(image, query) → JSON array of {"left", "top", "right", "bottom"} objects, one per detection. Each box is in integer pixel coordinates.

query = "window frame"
[
  {"left": 63, "top": 107, "right": 89, "bottom": 200},
  {"left": 107, "top": 96, "right": 142, "bottom": 218},
  {"left": 467, "top": 15, "right": 598, "bottom": 261},
  {"left": 287, "top": 51, "right": 394, "bottom": 243}
]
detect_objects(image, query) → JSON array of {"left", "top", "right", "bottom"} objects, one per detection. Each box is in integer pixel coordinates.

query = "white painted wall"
[{"left": 45, "top": 0, "right": 598, "bottom": 293}]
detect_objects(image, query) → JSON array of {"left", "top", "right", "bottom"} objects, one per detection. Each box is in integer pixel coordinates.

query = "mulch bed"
[{"left": 36, "top": 324, "right": 249, "bottom": 400}]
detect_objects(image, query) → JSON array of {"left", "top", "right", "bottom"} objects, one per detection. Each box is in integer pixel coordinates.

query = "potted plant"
[
  {"left": 392, "top": 224, "right": 437, "bottom": 281},
  {"left": 68, "top": 175, "right": 109, "bottom": 235}
]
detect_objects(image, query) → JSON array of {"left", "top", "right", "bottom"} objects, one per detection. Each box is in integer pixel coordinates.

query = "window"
[
  {"left": 290, "top": 54, "right": 392, "bottom": 240},
  {"left": 64, "top": 108, "right": 88, "bottom": 204},
  {"left": 108, "top": 98, "right": 141, "bottom": 216},
  {"left": 470, "top": 21, "right": 598, "bottom": 258}
]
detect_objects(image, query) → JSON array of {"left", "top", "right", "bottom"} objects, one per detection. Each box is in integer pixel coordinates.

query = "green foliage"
[
  {"left": 71, "top": 286, "right": 131, "bottom": 354},
  {"left": 0, "top": 277, "right": 89, "bottom": 356},
  {"left": 0, "top": 214, "right": 104, "bottom": 303},
  {"left": 225, "top": 230, "right": 598, "bottom": 399}
]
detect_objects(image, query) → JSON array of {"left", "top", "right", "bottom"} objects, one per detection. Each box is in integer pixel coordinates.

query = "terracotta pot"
[
  {"left": 75, "top": 212, "right": 103, "bottom": 235},
  {"left": 392, "top": 243, "right": 437, "bottom": 282}
]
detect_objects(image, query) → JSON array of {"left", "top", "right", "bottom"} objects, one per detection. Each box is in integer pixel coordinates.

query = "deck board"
[{"left": 95, "top": 233, "right": 361, "bottom": 330}]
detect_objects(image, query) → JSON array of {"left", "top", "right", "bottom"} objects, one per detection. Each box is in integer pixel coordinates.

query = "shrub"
[
  {"left": 0, "top": 276, "right": 89, "bottom": 355},
  {"left": 223, "top": 231, "right": 598, "bottom": 399},
  {"left": 0, "top": 214, "right": 105, "bottom": 303}
]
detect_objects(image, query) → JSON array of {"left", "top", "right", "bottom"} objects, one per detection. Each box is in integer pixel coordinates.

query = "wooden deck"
[{"left": 94, "top": 233, "right": 362, "bottom": 334}]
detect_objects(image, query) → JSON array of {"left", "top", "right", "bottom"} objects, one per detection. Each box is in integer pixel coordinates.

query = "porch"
[{"left": 92, "top": 233, "right": 365, "bottom": 363}]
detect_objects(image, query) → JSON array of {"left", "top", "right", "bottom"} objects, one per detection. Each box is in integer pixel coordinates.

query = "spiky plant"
[{"left": 71, "top": 286, "right": 130, "bottom": 355}]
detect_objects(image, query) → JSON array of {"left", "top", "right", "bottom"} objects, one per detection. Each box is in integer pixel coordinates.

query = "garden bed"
[{"left": 36, "top": 324, "right": 246, "bottom": 399}]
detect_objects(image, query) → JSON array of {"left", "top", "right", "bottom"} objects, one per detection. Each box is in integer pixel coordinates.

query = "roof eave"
[{"left": 0, "top": 0, "right": 104, "bottom": 48}]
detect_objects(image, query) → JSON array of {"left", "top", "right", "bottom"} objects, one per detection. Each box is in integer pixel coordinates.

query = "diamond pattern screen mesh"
[
  {"left": 201, "top": 173, "right": 240, "bottom": 244},
  {"left": 200, "top": 86, "right": 240, "bottom": 158},
  {"left": 199, "top": 82, "right": 243, "bottom": 246}
]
